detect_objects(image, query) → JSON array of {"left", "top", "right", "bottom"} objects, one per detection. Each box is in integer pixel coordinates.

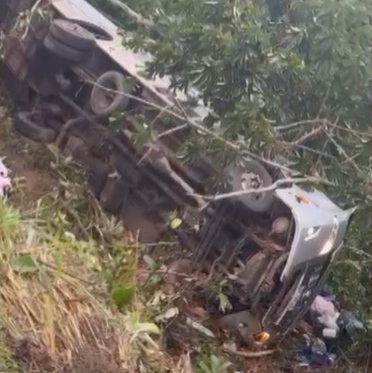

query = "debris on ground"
[
  {"left": 0, "top": 157, "right": 11, "bottom": 197},
  {"left": 295, "top": 288, "right": 367, "bottom": 369},
  {"left": 186, "top": 317, "right": 215, "bottom": 338},
  {"left": 297, "top": 335, "right": 336, "bottom": 367}
]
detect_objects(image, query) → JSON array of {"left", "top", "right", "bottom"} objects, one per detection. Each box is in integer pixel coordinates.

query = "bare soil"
[{"left": 0, "top": 111, "right": 57, "bottom": 203}]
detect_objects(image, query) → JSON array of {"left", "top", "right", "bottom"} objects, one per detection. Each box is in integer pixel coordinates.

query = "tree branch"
[
  {"left": 157, "top": 123, "right": 189, "bottom": 139},
  {"left": 189, "top": 176, "right": 331, "bottom": 202},
  {"left": 322, "top": 129, "right": 364, "bottom": 175},
  {"left": 292, "top": 123, "right": 327, "bottom": 145},
  {"left": 275, "top": 119, "right": 330, "bottom": 132},
  {"left": 86, "top": 80, "right": 297, "bottom": 175}
]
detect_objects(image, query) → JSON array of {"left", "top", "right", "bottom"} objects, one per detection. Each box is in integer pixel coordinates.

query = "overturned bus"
[{"left": 0, "top": 0, "right": 355, "bottom": 346}]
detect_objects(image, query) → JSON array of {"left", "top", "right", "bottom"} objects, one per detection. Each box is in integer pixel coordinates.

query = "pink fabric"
[{"left": 311, "top": 295, "right": 336, "bottom": 316}]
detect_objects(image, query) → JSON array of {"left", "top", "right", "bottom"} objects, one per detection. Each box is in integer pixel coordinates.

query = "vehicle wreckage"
[{"left": 1, "top": 0, "right": 356, "bottom": 347}]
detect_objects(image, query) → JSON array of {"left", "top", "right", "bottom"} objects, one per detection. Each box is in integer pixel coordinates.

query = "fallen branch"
[
  {"left": 190, "top": 176, "right": 331, "bottom": 202},
  {"left": 223, "top": 347, "right": 275, "bottom": 358}
]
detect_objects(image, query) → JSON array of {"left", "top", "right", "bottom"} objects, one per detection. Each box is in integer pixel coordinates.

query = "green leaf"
[
  {"left": 111, "top": 286, "right": 136, "bottom": 309},
  {"left": 134, "top": 322, "right": 160, "bottom": 335},
  {"left": 10, "top": 255, "right": 39, "bottom": 273},
  {"left": 170, "top": 218, "right": 182, "bottom": 229},
  {"left": 127, "top": 312, "right": 161, "bottom": 336}
]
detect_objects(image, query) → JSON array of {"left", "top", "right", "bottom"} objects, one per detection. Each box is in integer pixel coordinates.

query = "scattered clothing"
[{"left": 297, "top": 289, "right": 366, "bottom": 369}]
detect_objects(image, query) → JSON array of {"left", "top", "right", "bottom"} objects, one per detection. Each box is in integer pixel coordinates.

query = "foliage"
[
  {"left": 196, "top": 352, "right": 231, "bottom": 373},
  {"left": 88, "top": 0, "right": 372, "bottom": 321}
]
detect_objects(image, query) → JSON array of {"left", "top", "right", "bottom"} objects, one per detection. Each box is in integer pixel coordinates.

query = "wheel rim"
[{"left": 240, "top": 169, "right": 265, "bottom": 201}]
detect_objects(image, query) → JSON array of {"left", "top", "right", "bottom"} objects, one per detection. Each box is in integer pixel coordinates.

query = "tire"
[
  {"left": 227, "top": 159, "right": 274, "bottom": 212},
  {"left": 13, "top": 112, "right": 57, "bottom": 143},
  {"left": 90, "top": 71, "right": 133, "bottom": 117},
  {"left": 49, "top": 19, "right": 96, "bottom": 51},
  {"left": 64, "top": 19, "right": 113, "bottom": 41},
  {"left": 44, "top": 34, "right": 89, "bottom": 63}
]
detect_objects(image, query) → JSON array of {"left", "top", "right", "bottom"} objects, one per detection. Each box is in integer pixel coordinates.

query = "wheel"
[
  {"left": 13, "top": 111, "right": 57, "bottom": 143},
  {"left": 226, "top": 159, "right": 274, "bottom": 212},
  {"left": 90, "top": 71, "right": 133, "bottom": 117},
  {"left": 49, "top": 19, "right": 96, "bottom": 51},
  {"left": 43, "top": 34, "right": 90, "bottom": 63}
]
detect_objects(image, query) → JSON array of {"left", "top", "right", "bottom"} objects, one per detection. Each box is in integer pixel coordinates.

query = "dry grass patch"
[
  {"left": 0, "top": 199, "right": 124, "bottom": 372},
  {"left": 0, "top": 197, "right": 173, "bottom": 373}
]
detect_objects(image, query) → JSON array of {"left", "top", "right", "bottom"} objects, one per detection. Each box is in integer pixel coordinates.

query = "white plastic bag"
[{"left": 0, "top": 158, "right": 11, "bottom": 198}]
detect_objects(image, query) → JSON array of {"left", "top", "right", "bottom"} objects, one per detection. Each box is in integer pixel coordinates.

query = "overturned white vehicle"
[{"left": 0, "top": 0, "right": 355, "bottom": 345}]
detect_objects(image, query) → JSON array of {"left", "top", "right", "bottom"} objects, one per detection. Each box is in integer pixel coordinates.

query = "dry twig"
[
  {"left": 292, "top": 123, "right": 327, "bottom": 145},
  {"left": 275, "top": 118, "right": 331, "bottom": 132}
]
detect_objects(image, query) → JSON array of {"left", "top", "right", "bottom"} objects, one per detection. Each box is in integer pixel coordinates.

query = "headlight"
[
  {"left": 320, "top": 217, "right": 339, "bottom": 255},
  {"left": 320, "top": 238, "right": 335, "bottom": 255}
]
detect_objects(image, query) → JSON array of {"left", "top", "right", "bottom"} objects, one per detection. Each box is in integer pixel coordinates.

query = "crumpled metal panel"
[{"left": 275, "top": 185, "right": 356, "bottom": 279}]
